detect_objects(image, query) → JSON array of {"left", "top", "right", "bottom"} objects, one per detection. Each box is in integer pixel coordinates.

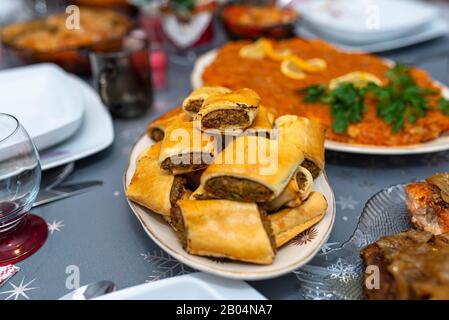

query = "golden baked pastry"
[
  {"left": 182, "top": 86, "right": 231, "bottom": 117},
  {"left": 126, "top": 142, "right": 190, "bottom": 216},
  {"left": 146, "top": 107, "right": 191, "bottom": 142},
  {"left": 172, "top": 199, "right": 276, "bottom": 264},
  {"left": 275, "top": 115, "right": 326, "bottom": 178},
  {"left": 200, "top": 135, "right": 304, "bottom": 202},
  {"left": 269, "top": 192, "right": 328, "bottom": 247},
  {"left": 246, "top": 105, "right": 275, "bottom": 137},
  {"left": 159, "top": 122, "right": 218, "bottom": 175},
  {"left": 263, "top": 166, "right": 313, "bottom": 212},
  {"left": 195, "top": 88, "right": 261, "bottom": 133}
]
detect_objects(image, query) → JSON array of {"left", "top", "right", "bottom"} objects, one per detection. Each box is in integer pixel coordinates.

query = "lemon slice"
[
  {"left": 239, "top": 39, "right": 268, "bottom": 59},
  {"left": 329, "top": 71, "right": 383, "bottom": 90},
  {"left": 280, "top": 59, "right": 306, "bottom": 80},
  {"left": 290, "top": 56, "right": 327, "bottom": 72},
  {"left": 263, "top": 41, "right": 292, "bottom": 61}
]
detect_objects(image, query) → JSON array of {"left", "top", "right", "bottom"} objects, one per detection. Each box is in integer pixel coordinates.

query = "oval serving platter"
[
  {"left": 124, "top": 134, "right": 336, "bottom": 281},
  {"left": 191, "top": 49, "right": 449, "bottom": 155}
]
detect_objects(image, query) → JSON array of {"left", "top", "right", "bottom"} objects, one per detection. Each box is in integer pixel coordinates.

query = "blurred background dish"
[
  {"left": 72, "top": 0, "right": 137, "bottom": 12},
  {"left": 1, "top": 7, "right": 132, "bottom": 74},
  {"left": 296, "top": 18, "right": 449, "bottom": 53},
  {"left": 220, "top": 0, "right": 300, "bottom": 39},
  {"left": 294, "top": 0, "right": 438, "bottom": 44}
]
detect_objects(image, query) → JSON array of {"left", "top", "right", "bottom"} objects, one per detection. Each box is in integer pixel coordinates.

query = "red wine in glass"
[{"left": 0, "top": 113, "right": 47, "bottom": 266}]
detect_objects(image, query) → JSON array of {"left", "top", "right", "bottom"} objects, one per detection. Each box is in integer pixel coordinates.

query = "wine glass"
[{"left": 0, "top": 113, "right": 47, "bottom": 266}]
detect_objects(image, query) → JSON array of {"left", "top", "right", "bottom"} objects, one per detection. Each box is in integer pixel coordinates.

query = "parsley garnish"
[
  {"left": 439, "top": 98, "right": 449, "bottom": 116},
  {"left": 299, "top": 64, "right": 449, "bottom": 134},
  {"left": 299, "top": 83, "right": 368, "bottom": 133}
]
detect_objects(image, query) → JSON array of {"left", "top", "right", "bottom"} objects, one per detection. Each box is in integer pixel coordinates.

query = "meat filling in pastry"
[
  {"left": 147, "top": 107, "right": 191, "bottom": 142},
  {"left": 196, "top": 88, "right": 261, "bottom": 133},
  {"left": 200, "top": 135, "right": 304, "bottom": 202},
  {"left": 172, "top": 199, "right": 276, "bottom": 264},
  {"left": 182, "top": 86, "right": 231, "bottom": 117},
  {"left": 159, "top": 122, "right": 217, "bottom": 175}
]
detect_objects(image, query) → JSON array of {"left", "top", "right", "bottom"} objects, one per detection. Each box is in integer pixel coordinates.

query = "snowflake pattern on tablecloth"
[
  {"left": 327, "top": 258, "right": 358, "bottom": 283},
  {"left": 47, "top": 220, "right": 64, "bottom": 234},
  {"left": 291, "top": 227, "right": 318, "bottom": 246},
  {"left": 141, "top": 251, "right": 194, "bottom": 282},
  {"left": 320, "top": 242, "right": 340, "bottom": 254},
  {"left": 303, "top": 287, "right": 334, "bottom": 300},
  {"left": 336, "top": 196, "right": 359, "bottom": 211},
  {"left": 0, "top": 277, "right": 37, "bottom": 300}
]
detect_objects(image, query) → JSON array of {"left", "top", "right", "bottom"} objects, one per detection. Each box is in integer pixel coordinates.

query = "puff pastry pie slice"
[
  {"left": 182, "top": 86, "right": 231, "bottom": 117},
  {"left": 172, "top": 199, "right": 276, "bottom": 264},
  {"left": 263, "top": 166, "right": 313, "bottom": 213},
  {"left": 269, "top": 192, "right": 328, "bottom": 247},
  {"left": 159, "top": 121, "right": 218, "bottom": 175},
  {"left": 200, "top": 135, "right": 304, "bottom": 202},
  {"left": 275, "top": 115, "right": 326, "bottom": 178},
  {"left": 126, "top": 142, "right": 190, "bottom": 216},
  {"left": 246, "top": 105, "right": 275, "bottom": 138},
  {"left": 147, "top": 107, "right": 191, "bottom": 142},
  {"left": 196, "top": 88, "right": 261, "bottom": 134}
]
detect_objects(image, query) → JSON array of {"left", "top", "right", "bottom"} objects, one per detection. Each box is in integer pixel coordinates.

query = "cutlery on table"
[
  {"left": 59, "top": 281, "right": 117, "bottom": 300},
  {"left": 33, "top": 162, "right": 103, "bottom": 208},
  {"left": 33, "top": 181, "right": 103, "bottom": 208}
]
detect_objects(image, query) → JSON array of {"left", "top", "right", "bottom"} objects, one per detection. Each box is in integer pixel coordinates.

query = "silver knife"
[{"left": 33, "top": 181, "right": 103, "bottom": 208}]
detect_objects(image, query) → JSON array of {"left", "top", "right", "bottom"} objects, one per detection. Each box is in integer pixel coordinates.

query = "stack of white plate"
[
  {"left": 293, "top": 0, "right": 449, "bottom": 52},
  {"left": 0, "top": 64, "right": 114, "bottom": 170}
]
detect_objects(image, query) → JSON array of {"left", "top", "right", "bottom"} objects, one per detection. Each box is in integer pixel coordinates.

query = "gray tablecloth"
[{"left": 1, "top": 22, "right": 449, "bottom": 300}]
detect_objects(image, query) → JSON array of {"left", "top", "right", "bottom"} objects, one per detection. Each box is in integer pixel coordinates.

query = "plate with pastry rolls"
[{"left": 125, "top": 87, "right": 336, "bottom": 280}]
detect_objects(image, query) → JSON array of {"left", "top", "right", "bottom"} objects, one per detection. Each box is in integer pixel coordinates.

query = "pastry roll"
[
  {"left": 274, "top": 115, "right": 325, "bottom": 178},
  {"left": 147, "top": 107, "right": 191, "bottom": 142},
  {"left": 263, "top": 166, "right": 313, "bottom": 213},
  {"left": 246, "top": 105, "right": 275, "bottom": 138},
  {"left": 159, "top": 121, "right": 218, "bottom": 175},
  {"left": 200, "top": 135, "right": 304, "bottom": 202},
  {"left": 269, "top": 192, "right": 328, "bottom": 247},
  {"left": 126, "top": 142, "right": 190, "bottom": 216},
  {"left": 196, "top": 88, "right": 261, "bottom": 133},
  {"left": 182, "top": 86, "right": 231, "bottom": 117},
  {"left": 172, "top": 199, "right": 276, "bottom": 264}
]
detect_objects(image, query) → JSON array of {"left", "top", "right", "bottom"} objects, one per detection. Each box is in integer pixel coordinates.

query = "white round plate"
[
  {"left": 293, "top": 0, "right": 437, "bottom": 44},
  {"left": 0, "top": 63, "right": 84, "bottom": 151},
  {"left": 39, "top": 73, "right": 114, "bottom": 171},
  {"left": 124, "top": 134, "right": 336, "bottom": 280},
  {"left": 191, "top": 49, "right": 449, "bottom": 155}
]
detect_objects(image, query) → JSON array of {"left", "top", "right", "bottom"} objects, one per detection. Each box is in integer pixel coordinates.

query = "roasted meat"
[
  {"left": 361, "top": 229, "right": 449, "bottom": 300},
  {"left": 406, "top": 182, "right": 449, "bottom": 235}
]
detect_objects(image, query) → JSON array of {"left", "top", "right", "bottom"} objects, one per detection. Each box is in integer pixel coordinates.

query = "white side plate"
[
  {"left": 124, "top": 135, "right": 336, "bottom": 281},
  {"left": 39, "top": 73, "right": 114, "bottom": 170},
  {"left": 294, "top": 0, "right": 437, "bottom": 44},
  {"left": 191, "top": 49, "right": 449, "bottom": 155},
  {"left": 296, "top": 18, "right": 449, "bottom": 53},
  {"left": 97, "top": 272, "right": 266, "bottom": 300},
  {"left": 0, "top": 64, "right": 84, "bottom": 151}
]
